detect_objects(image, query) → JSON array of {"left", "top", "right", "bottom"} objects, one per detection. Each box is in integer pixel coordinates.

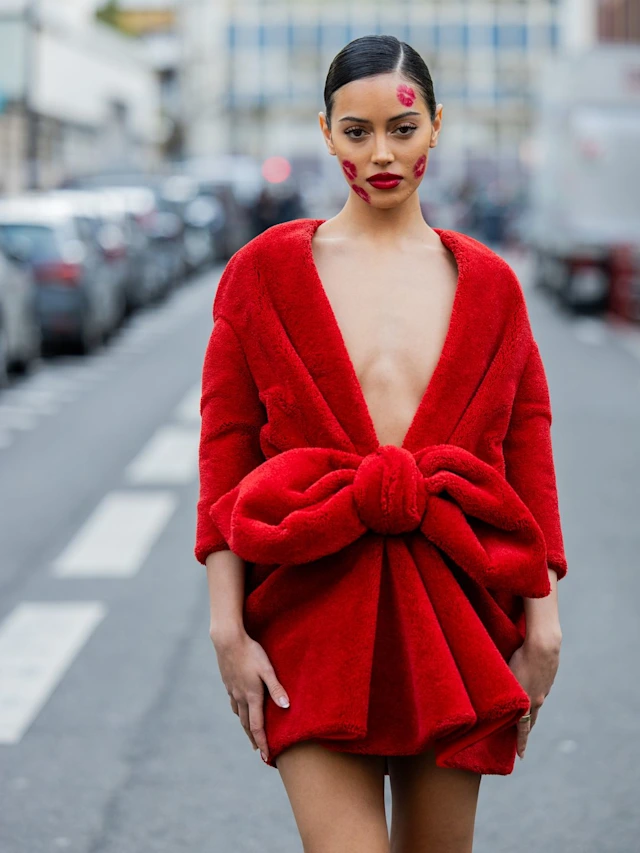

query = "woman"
[{"left": 195, "top": 35, "right": 567, "bottom": 853}]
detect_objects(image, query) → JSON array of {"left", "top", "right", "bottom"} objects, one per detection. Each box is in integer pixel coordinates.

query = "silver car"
[
  {"left": 0, "top": 242, "right": 41, "bottom": 387},
  {"left": 0, "top": 196, "right": 120, "bottom": 354}
]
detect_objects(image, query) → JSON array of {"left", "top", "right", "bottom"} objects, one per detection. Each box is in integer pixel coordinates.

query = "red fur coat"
[{"left": 195, "top": 218, "right": 568, "bottom": 776}]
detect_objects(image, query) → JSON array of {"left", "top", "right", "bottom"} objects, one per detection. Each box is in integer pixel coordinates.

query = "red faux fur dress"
[{"left": 194, "top": 218, "right": 568, "bottom": 776}]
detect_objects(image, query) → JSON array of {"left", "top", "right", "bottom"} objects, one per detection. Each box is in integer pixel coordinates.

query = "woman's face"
[{"left": 319, "top": 71, "right": 443, "bottom": 207}]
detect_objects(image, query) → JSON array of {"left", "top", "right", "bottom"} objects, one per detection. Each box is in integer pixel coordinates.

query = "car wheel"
[
  {"left": 10, "top": 323, "right": 41, "bottom": 374},
  {"left": 77, "top": 316, "right": 103, "bottom": 355}
]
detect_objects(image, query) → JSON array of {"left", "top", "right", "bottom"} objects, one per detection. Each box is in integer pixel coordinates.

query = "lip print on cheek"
[
  {"left": 396, "top": 84, "right": 416, "bottom": 107},
  {"left": 351, "top": 184, "right": 371, "bottom": 204},
  {"left": 341, "top": 160, "right": 357, "bottom": 181},
  {"left": 413, "top": 154, "right": 427, "bottom": 179}
]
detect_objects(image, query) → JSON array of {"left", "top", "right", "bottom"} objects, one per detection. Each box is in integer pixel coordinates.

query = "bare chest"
[{"left": 311, "top": 242, "right": 459, "bottom": 447}]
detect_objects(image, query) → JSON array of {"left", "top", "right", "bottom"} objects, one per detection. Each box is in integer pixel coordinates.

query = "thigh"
[
  {"left": 387, "top": 747, "right": 482, "bottom": 853},
  {"left": 275, "top": 741, "right": 390, "bottom": 853}
]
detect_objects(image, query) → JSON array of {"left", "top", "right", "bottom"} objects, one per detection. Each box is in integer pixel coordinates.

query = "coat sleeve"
[
  {"left": 194, "top": 310, "right": 267, "bottom": 566},
  {"left": 502, "top": 338, "right": 568, "bottom": 581}
]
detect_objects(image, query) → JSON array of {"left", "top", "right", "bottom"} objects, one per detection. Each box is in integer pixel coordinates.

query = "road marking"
[
  {"left": 124, "top": 425, "right": 199, "bottom": 484},
  {"left": 174, "top": 385, "right": 201, "bottom": 423},
  {"left": 0, "top": 601, "right": 106, "bottom": 744},
  {"left": 51, "top": 491, "right": 177, "bottom": 577}
]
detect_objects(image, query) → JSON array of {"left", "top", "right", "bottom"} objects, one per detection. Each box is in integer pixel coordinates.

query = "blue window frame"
[
  {"left": 289, "top": 24, "right": 320, "bottom": 50},
  {"left": 468, "top": 24, "right": 493, "bottom": 48},
  {"left": 439, "top": 24, "right": 465, "bottom": 49},
  {"left": 264, "top": 25, "right": 287, "bottom": 48},
  {"left": 233, "top": 24, "right": 259, "bottom": 48},
  {"left": 410, "top": 24, "right": 437, "bottom": 51},
  {"left": 498, "top": 24, "right": 527, "bottom": 49},
  {"left": 321, "top": 24, "right": 349, "bottom": 48}
]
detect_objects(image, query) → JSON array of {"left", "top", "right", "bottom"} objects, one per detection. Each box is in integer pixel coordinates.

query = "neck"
[{"left": 328, "top": 190, "right": 437, "bottom": 247}]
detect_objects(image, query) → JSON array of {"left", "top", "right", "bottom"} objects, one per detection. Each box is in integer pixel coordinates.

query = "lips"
[{"left": 367, "top": 173, "right": 403, "bottom": 189}]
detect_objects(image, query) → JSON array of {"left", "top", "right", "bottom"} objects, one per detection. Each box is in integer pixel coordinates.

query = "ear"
[
  {"left": 430, "top": 104, "right": 444, "bottom": 148},
  {"left": 318, "top": 112, "right": 336, "bottom": 155}
]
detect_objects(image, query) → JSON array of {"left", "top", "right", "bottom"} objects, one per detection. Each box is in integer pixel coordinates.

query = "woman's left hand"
[{"left": 508, "top": 634, "right": 562, "bottom": 760}]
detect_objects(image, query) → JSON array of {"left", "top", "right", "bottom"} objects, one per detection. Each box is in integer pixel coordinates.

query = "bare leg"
[
  {"left": 387, "top": 747, "right": 482, "bottom": 853},
  {"left": 276, "top": 741, "right": 390, "bottom": 853}
]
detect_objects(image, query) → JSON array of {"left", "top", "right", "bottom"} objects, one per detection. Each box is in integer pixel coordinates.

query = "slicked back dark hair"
[{"left": 323, "top": 35, "right": 437, "bottom": 131}]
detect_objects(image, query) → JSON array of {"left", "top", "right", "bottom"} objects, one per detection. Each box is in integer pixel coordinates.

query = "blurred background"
[{"left": 0, "top": 2, "right": 639, "bottom": 852}]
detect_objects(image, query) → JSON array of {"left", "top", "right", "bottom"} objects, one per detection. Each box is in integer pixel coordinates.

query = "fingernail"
[
  {"left": 260, "top": 751, "right": 268, "bottom": 762},
  {"left": 279, "top": 696, "right": 290, "bottom": 708}
]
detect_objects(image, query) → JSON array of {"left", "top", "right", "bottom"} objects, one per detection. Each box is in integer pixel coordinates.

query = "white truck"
[{"left": 527, "top": 44, "right": 640, "bottom": 318}]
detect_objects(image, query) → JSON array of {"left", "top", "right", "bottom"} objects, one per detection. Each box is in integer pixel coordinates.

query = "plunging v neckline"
[{"left": 304, "top": 218, "right": 465, "bottom": 454}]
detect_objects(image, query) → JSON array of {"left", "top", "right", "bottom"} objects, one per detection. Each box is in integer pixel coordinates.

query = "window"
[
  {"left": 439, "top": 24, "right": 466, "bottom": 50},
  {"left": 320, "top": 23, "right": 349, "bottom": 49},
  {"left": 468, "top": 24, "right": 494, "bottom": 49},
  {"left": 291, "top": 24, "right": 320, "bottom": 50},
  {"left": 498, "top": 24, "right": 527, "bottom": 50}
]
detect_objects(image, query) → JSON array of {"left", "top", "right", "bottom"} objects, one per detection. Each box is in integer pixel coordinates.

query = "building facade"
[
  {"left": 0, "top": 0, "right": 162, "bottom": 194},
  {"left": 180, "top": 0, "right": 565, "bottom": 191},
  {"left": 598, "top": 0, "right": 640, "bottom": 41}
]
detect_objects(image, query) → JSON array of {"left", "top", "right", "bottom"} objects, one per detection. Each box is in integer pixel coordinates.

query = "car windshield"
[{"left": 0, "top": 223, "right": 64, "bottom": 261}]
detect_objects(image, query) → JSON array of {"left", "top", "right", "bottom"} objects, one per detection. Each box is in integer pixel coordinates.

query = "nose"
[{"left": 371, "top": 133, "right": 394, "bottom": 166}]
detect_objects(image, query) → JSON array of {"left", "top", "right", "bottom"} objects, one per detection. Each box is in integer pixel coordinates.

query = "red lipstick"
[{"left": 366, "top": 172, "right": 403, "bottom": 190}]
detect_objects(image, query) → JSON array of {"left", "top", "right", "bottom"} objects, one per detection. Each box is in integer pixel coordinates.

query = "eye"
[
  {"left": 395, "top": 124, "right": 418, "bottom": 135},
  {"left": 344, "top": 127, "right": 367, "bottom": 139}
]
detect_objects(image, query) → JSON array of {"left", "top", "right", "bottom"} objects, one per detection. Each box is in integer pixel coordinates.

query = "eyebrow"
[{"left": 338, "top": 111, "right": 422, "bottom": 124}]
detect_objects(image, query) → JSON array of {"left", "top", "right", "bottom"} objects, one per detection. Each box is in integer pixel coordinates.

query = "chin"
[{"left": 373, "top": 189, "right": 417, "bottom": 209}]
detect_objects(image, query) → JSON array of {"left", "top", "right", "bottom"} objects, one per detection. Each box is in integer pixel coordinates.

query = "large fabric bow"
[{"left": 210, "top": 444, "right": 551, "bottom": 598}]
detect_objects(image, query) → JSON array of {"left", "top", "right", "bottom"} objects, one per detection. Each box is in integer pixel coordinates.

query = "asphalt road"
[{"left": 0, "top": 248, "right": 639, "bottom": 853}]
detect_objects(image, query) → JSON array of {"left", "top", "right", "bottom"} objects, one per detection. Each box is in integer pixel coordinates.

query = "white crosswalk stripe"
[
  {"left": 0, "top": 601, "right": 106, "bottom": 744},
  {"left": 51, "top": 491, "right": 177, "bottom": 578},
  {"left": 124, "top": 425, "right": 200, "bottom": 485}
]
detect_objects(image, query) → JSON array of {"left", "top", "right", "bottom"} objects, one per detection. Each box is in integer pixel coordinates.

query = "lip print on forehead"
[
  {"left": 396, "top": 84, "right": 416, "bottom": 107},
  {"left": 413, "top": 154, "right": 427, "bottom": 179},
  {"left": 351, "top": 184, "right": 371, "bottom": 204},
  {"left": 342, "top": 160, "right": 357, "bottom": 181}
]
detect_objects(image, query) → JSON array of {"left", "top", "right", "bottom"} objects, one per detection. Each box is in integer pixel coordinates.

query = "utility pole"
[{"left": 23, "top": 0, "right": 40, "bottom": 190}]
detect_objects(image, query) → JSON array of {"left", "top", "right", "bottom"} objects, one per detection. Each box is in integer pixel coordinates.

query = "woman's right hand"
[{"left": 210, "top": 627, "right": 290, "bottom": 761}]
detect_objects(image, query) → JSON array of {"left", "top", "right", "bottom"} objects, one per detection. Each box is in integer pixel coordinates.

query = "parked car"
[
  {"left": 96, "top": 186, "right": 165, "bottom": 312},
  {"left": 0, "top": 242, "right": 41, "bottom": 386},
  {"left": 195, "top": 179, "right": 253, "bottom": 260},
  {"left": 65, "top": 175, "right": 186, "bottom": 298},
  {"left": 159, "top": 175, "right": 217, "bottom": 275},
  {"left": 0, "top": 196, "right": 120, "bottom": 354},
  {"left": 45, "top": 188, "right": 130, "bottom": 333}
]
